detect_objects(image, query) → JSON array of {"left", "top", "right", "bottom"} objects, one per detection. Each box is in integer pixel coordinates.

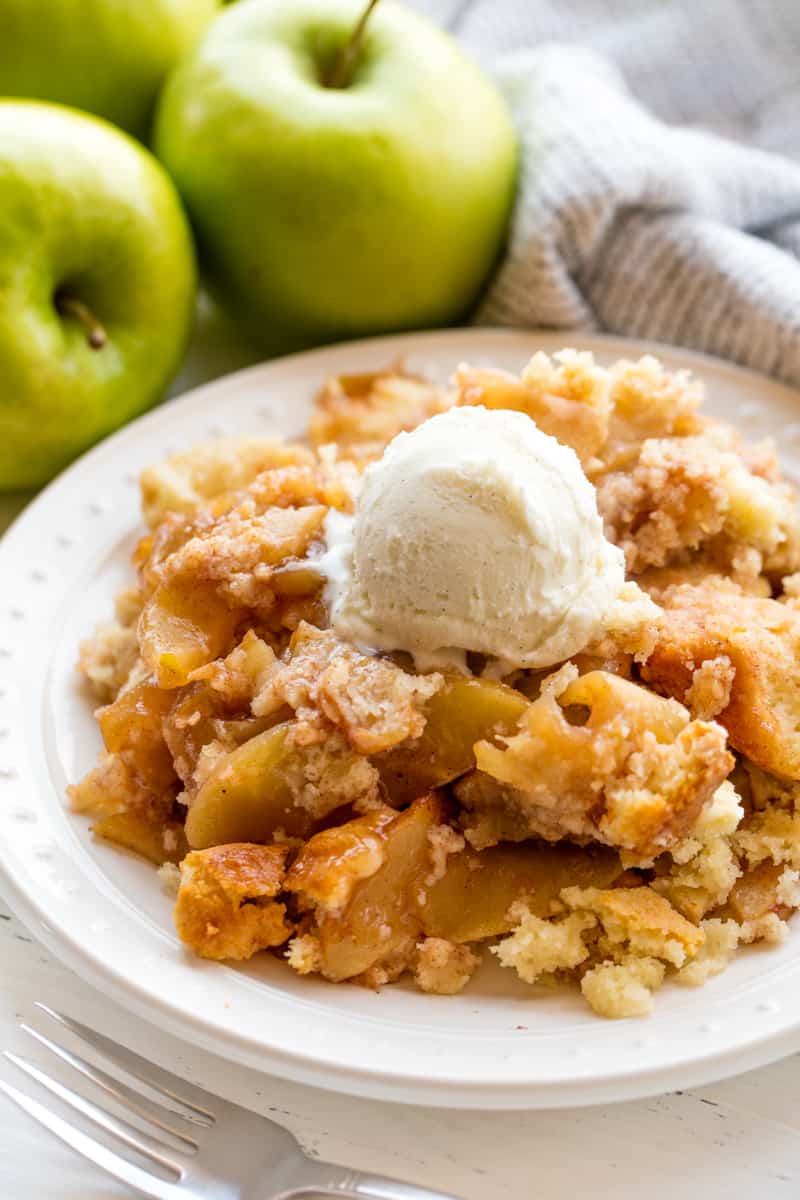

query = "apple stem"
[
  {"left": 326, "top": 0, "right": 381, "bottom": 89},
  {"left": 55, "top": 292, "right": 107, "bottom": 350}
]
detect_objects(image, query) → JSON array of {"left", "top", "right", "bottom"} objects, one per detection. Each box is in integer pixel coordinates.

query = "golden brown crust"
[
  {"left": 562, "top": 885, "right": 705, "bottom": 966},
  {"left": 140, "top": 437, "right": 314, "bottom": 528},
  {"left": 596, "top": 438, "right": 732, "bottom": 573},
  {"left": 597, "top": 433, "right": 797, "bottom": 577},
  {"left": 643, "top": 583, "right": 800, "bottom": 779},
  {"left": 174, "top": 843, "right": 291, "bottom": 961},
  {"left": 68, "top": 677, "right": 179, "bottom": 829},
  {"left": 494, "top": 880, "right": 705, "bottom": 1017},
  {"left": 456, "top": 349, "right": 610, "bottom": 468},
  {"left": 310, "top": 369, "right": 453, "bottom": 463},
  {"left": 470, "top": 670, "right": 732, "bottom": 862}
]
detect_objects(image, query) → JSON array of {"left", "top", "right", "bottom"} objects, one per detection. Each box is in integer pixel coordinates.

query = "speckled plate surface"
[{"left": 1, "top": 328, "right": 800, "bottom": 1109}]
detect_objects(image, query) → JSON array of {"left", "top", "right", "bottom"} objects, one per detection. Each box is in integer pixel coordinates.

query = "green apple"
[
  {"left": 0, "top": 102, "right": 197, "bottom": 489},
  {"left": 0, "top": 0, "right": 221, "bottom": 139},
  {"left": 154, "top": 0, "right": 517, "bottom": 355}
]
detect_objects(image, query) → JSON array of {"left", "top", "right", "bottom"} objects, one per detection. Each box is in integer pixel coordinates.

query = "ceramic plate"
[{"left": 2, "top": 328, "right": 800, "bottom": 1109}]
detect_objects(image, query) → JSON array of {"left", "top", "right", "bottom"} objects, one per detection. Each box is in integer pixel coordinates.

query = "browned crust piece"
[
  {"left": 270, "top": 622, "right": 441, "bottom": 755},
  {"left": 643, "top": 584, "right": 800, "bottom": 780},
  {"left": 466, "top": 670, "right": 733, "bottom": 863},
  {"left": 309, "top": 369, "right": 453, "bottom": 463},
  {"left": 174, "top": 843, "right": 291, "bottom": 961}
]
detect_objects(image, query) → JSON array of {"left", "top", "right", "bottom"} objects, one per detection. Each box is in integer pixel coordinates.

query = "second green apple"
[
  {"left": 154, "top": 0, "right": 517, "bottom": 356},
  {"left": 0, "top": 0, "right": 221, "bottom": 139}
]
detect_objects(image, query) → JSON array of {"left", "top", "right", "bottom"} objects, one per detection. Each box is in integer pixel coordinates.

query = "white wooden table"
[
  {"left": 3, "top": 305, "right": 800, "bottom": 1197},
  {"left": 4, "top": 899, "right": 800, "bottom": 1199}
]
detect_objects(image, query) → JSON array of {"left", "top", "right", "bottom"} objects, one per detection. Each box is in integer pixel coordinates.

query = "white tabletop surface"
[{"left": 3, "top": 305, "right": 800, "bottom": 1198}]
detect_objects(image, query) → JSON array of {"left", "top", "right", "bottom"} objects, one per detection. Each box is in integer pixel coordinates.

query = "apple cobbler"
[{"left": 71, "top": 350, "right": 800, "bottom": 1018}]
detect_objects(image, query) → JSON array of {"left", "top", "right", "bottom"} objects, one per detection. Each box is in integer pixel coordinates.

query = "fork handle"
[
  {"left": 289, "top": 1160, "right": 465, "bottom": 1200},
  {"left": 335, "top": 1170, "right": 462, "bottom": 1200}
]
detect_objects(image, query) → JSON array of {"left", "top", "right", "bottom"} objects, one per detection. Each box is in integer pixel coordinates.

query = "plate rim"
[{"left": 3, "top": 325, "right": 800, "bottom": 1109}]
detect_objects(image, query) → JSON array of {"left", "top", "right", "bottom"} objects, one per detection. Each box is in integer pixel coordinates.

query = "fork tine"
[
  {"left": 0, "top": 1076, "right": 183, "bottom": 1200},
  {"left": 4, "top": 1052, "right": 184, "bottom": 1176},
  {"left": 21, "top": 1024, "right": 202, "bottom": 1143},
  {"left": 34, "top": 1005, "right": 215, "bottom": 1126}
]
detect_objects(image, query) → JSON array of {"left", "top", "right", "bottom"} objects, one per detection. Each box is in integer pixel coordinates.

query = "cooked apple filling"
[{"left": 71, "top": 353, "right": 800, "bottom": 1018}]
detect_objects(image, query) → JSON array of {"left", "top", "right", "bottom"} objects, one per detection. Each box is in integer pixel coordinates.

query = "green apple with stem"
[
  {"left": 0, "top": 102, "right": 197, "bottom": 489},
  {"left": 154, "top": 0, "right": 517, "bottom": 355},
  {"left": 0, "top": 0, "right": 222, "bottom": 140}
]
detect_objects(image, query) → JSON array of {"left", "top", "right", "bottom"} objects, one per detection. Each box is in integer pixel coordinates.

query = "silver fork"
[{"left": 0, "top": 1004, "right": 464, "bottom": 1200}]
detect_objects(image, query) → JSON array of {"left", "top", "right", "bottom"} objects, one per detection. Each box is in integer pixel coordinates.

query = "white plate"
[{"left": 2, "top": 328, "right": 800, "bottom": 1110}]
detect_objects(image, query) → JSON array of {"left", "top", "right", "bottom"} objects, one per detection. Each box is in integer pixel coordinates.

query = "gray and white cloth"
[{"left": 413, "top": 0, "right": 800, "bottom": 388}]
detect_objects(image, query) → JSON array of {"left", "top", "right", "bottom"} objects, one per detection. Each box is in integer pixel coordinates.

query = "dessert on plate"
[{"left": 71, "top": 349, "right": 800, "bottom": 1018}]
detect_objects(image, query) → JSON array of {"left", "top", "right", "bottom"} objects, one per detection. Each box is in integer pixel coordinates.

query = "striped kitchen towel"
[{"left": 412, "top": 1, "right": 800, "bottom": 387}]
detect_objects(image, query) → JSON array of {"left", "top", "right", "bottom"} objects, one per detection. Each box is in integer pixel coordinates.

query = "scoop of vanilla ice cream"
[{"left": 323, "top": 406, "right": 625, "bottom": 670}]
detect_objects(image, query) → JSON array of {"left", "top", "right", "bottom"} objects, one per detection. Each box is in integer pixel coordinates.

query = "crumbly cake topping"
[
  {"left": 414, "top": 938, "right": 480, "bottom": 995},
  {"left": 470, "top": 670, "right": 732, "bottom": 862}
]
